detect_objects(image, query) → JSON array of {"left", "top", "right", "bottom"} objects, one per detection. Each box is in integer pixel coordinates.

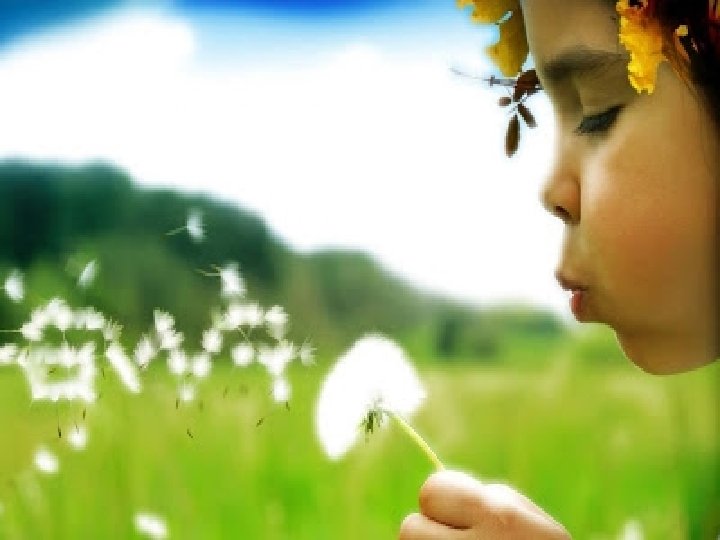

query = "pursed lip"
[{"left": 555, "top": 269, "right": 593, "bottom": 321}]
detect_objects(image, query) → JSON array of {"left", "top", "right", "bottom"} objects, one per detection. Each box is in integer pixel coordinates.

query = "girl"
[{"left": 399, "top": 0, "right": 719, "bottom": 537}]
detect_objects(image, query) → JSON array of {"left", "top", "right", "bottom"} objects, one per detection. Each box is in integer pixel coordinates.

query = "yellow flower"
[
  {"left": 616, "top": 0, "right": 666, "bottom": 94},
  {"left": 457, "top": 0, "right": 528, "bottom": 76}
]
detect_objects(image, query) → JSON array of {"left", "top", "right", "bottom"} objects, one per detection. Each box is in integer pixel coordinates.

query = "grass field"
[{"left": 0, "top": 357, "right": 717, "bottom": 539}]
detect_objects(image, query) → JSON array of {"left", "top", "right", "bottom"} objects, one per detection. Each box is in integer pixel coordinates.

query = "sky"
[{"left": 0, "top": 1, "right": 571, "bottom": 317}]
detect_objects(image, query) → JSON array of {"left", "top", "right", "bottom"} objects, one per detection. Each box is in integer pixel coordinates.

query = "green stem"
[{"left": 386, "top": 410, "right": 444, "bottom": 471}]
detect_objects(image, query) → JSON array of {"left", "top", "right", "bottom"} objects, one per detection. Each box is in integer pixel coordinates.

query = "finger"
[
  {"left": 418, "top": 470, "right": 485, "bottom": 529},
  {"left": 485, "top": 483, "right": 560, "bottom": 524},
  {"left": 398, "top": 512, "right": 473, "bottom": 540}
]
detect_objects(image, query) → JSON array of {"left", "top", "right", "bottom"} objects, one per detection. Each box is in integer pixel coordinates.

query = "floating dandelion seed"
[
  {"left": 264, "top": 305, "right": 288, "bottom": 339},
  {"left": 191, "top": 352, "right": 211, "bottom": 379},
  {"left": 78, "top": 260, "right": 98, "bottom": 289},
  {"left": 75, "top": 308, "right": 105, "bottom": 331},
  {"left": 45, "top": 298, "right": 74, "bottom": 333},
  {"left": 0, "top": 344, "right": 17, "bottom": 365},
  {"left": 315, "top": 334, "right": 441, "bottom": 469},
  {"left": 154, "top": 310, "right": 175, "bottom": 336},
  {"left": 186, "top": 209, "right": 204, "bottom": 242},
  {"left": 167, "top": 209, "right": 204, "bottom": 242},
  {"left": 178, "top": 382, "right": 196, "bottom": 403},
  {"left": 219, "top": 263, "right": 245, "bottom": 298},
  {"left": 154, "top": 310, "right": 183, "bottom": 350},
  {"left": 167, "top": 349, "right": 188, "bottom": 376},
  {"left": 272, "top": 377, "right": 291, "bottom": 403},
  {"left": 24, "top": 343, "right": 97, "bottom": 403},
  {"left": 298, "top": 342, "right": 315, "bottom": 366},
  {"left": 618, "top": 519, "right": 644, "bottom": 540},
  {"left": 4, "top": 270, "right": 23, "bottom": 303},
  {"left": 34, "top": 447, "right": 59, "bottom": 475},
  {"left": 222, "top": 302, "right": 263, "bottom": 329},
  {"left": 135, "top": 335, "right": 156, "bottom": 368},
  {"left": 20, "top": 320, "right": 43, "bottom": 342},
  {"left": 68, "top": 424, "right": 88, "bottom": 450},
  {"left": 134, "top": 511, "right": 169, "bottom": 539},
  {"left": 231, "top": 343, "right": 254, "bottom": 367},
  {"left": 258, "top": 342, "right": 294, "bottom": 377},
  {"left": 159, "top": 330, "right": 183, "bottom": 351},
  {"left": 201, "top": 328, "right": 222, "bottom": 354},
  {"left": 105, "top": 342, "right": 141, "bottom": 393},
  {"left": 102, "top": 320, "right": 122, "bottom": 342}
]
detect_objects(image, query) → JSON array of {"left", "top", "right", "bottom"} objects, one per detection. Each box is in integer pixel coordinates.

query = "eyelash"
[{"left": 574, "top": 105, "right": 623, "bottom": 136}]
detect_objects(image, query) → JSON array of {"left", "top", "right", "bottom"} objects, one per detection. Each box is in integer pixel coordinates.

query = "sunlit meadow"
[{"left": 0, "top": 214, "right": 717, "bottom": 538}]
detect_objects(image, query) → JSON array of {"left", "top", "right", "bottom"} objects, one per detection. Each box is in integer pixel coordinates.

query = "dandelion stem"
[
  {"left": 165, "top": 226, "right": 185, "bottom": 236},
  {"left": 385, "top": 410, "right": 444, "bottom": 471}
]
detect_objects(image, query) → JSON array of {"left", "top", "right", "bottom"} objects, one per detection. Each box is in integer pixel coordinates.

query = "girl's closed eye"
[{"left": 574, "top": 105, "right": 624, "bottom": 135}]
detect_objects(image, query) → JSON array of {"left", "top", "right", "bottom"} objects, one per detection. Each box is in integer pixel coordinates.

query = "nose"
[{"left": 540, "top": 141, "right": 581, "bottom": 225}]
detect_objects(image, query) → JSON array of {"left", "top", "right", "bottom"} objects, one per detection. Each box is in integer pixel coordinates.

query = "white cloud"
[{"left": 0, "top": 10, "right": 569, "bottom": 315}]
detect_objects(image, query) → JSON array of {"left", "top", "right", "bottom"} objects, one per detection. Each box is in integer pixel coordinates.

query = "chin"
[{"left": 613, "top": 327, "right": 717, "bottom": 375}]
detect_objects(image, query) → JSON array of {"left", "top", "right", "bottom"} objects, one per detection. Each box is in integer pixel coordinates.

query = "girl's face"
[{"left": 522, "top": 0, "right": 718, "bottom": 373}]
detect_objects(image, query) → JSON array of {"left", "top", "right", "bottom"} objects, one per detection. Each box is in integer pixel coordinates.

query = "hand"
[{"left": 399, "top": 470, "right": 570, "bottom": 539}]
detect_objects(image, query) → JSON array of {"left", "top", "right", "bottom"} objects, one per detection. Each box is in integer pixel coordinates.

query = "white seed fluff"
[
  {"left": 134, "top": 511, "right": 168, "bottom": 539},
  {"left": 315, "top": 334, "right": 426, "bottom": 460}
]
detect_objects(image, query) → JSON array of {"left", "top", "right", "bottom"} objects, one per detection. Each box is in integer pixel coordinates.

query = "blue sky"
[{"left": 0, "top": 1, "right": 571, "bottom": 316}]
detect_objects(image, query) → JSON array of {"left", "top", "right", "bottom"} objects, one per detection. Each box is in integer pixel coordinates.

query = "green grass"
[{"left": 0, "top": 358, "right": 717, "bottom": 539}]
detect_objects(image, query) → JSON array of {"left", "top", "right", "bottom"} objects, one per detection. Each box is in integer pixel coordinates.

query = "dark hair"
[{"left": 656, "top": 0, "right": 720, "bottom": 127}]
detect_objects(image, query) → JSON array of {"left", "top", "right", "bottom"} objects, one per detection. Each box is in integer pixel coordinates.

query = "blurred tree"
[{"left": 0, "top": 160, "right": 573, "bottom": 364}]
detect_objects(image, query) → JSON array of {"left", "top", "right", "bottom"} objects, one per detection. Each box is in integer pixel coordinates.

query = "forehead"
[{"left": 521, "top": 0, "right": 624, "bottom": 74}]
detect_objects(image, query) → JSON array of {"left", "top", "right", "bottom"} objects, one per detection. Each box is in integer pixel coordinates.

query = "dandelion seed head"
[
  {"left": 272, "top": 377, "right": 291, "bottom": 403},
  {"left": 68, "top": 425, "right": 88, "bottom": 450},
  {"left": 315, "top": 334, "right": 426, "bottom": 460},
  {"left": 134, "top": 511, "right": 168, "bottom": 540},
  {"left": 191, "top": 352, "right": 211, "bottom": 379},
  {"left": 201, "top": 328, "right": 222, "bottom": 354},
  {"left": 34, "top": 447, "right": 59, "bottom": 474},
  {"left": 231, "top": 343, "right": 254, "bottom": 367},
  {"left": 78, "top": 260, "right": 98, "bottom": 289},
  {"left": 186, "top": 209, "right": 204, "bottom": 242}
]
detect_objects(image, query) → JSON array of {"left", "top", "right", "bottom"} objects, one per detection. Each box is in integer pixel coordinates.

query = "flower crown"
[{"left": 457, "top": 0, "right": 720, "bottom": 155}]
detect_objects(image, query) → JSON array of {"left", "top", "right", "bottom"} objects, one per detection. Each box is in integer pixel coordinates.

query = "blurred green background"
[{"left": 0, "top": 162, "right": 717, "bottom": 539}]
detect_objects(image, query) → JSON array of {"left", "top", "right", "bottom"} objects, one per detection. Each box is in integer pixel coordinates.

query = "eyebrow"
[{"left": 541, "top": 48, "right": 628, "bottom": 85}]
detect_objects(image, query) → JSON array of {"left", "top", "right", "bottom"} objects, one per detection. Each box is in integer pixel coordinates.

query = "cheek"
[{"left": 582, "top": 153, "right": 714, "bottom": 321}]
